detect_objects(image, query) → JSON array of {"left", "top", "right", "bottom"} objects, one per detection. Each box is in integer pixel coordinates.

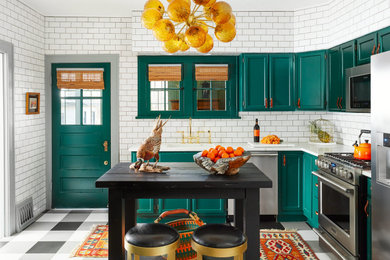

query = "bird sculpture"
[{"left": 131, "top": 115, "right": 170, "bottom": 173}]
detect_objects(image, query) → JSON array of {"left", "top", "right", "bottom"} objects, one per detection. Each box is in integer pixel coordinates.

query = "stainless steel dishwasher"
[{"left": 249, "top": 152, "right": 278, "bottom": 215}]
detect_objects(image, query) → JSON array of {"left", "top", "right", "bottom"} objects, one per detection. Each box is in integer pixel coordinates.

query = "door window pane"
[
  {"left": 196, "top": 81, "right": 226, "bottom": 111},
  {"left": 61, "top": 99, "right": 81, "bottom": 125},
  {"left": 83, "top": 89, "right": 102, "bottom": 97},
  {"left": 83, "top": 99, "right": 102, "bottom": 125},
  {"left": 60, "top": 89, "right": 81, "bottom": 97},
  {"left": 150, "top": 81, "right": 180, "bottom": 111}
]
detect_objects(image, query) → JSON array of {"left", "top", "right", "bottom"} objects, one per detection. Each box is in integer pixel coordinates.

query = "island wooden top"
[{"left": 96, "top": 162, "right": 272, "bottom": 189}]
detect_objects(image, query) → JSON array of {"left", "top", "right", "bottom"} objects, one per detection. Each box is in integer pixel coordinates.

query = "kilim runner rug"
[{"left": 72, "top": 226, "right": 319, "bottom": 259}]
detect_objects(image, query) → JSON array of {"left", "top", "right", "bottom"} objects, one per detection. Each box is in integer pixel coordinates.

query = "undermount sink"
[{"left": 163, "top": 143, "right": 215, "bottom": 150}]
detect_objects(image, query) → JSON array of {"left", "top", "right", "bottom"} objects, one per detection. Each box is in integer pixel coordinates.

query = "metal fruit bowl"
[{"left": 193, "top": 151, "right": 251, "bottom": 176}]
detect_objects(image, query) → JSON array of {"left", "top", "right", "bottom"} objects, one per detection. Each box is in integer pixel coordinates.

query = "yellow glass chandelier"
[{"left": 142, "top": 0, "right": 236, "bottom": 53}]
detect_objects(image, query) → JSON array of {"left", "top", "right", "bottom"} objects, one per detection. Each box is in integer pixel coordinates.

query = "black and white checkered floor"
[{"left": 0, "top": 210, "right": 337, "bottom": 259}]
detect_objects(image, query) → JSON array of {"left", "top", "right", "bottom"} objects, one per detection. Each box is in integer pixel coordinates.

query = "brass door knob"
[{"left": 104, "top": 160, "right": 109, "bottom": 166}]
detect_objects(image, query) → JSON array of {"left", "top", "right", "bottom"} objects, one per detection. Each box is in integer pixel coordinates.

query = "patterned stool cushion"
[
  {"left": 125, "top": 223, "right": 179, "bottom": 248},
  {"left": 192, "top": 224, "right": 246, "bottom": 248}
]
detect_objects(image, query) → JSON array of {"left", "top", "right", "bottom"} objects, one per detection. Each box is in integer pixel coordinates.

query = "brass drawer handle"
[
  {"left": 372, "top": 44, "right": 376, "bottom": 55},
  {"left": 315, "top": 183, "right": 319, "bottom": 187},
  {"left": 315, "top": 211, "right": 319, "bottom": 216},
  {"left": 103, "top": 141, "right": 109, "bottom": 152},
  {"left": 336, "top": 97, "right": 340, "bottom": 109},
  {"left": 265, "top": 98, "right": 268, "bottom": 108}
]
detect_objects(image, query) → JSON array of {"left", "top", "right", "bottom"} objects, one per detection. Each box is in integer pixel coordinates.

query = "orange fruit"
[
  {"left": 214, "top": 156, "right": 221, "bottom": 163},
  {"left": 226, "top": 146, "right": 234, "bottom": 154},
  {"left": 202, "top": 150, "right": 208, "bottom": 157},
  {"left": 218, "top": 150, "right": 225, "bottom": 157},
  {"left": 234, "top": 149, "right": 243, "bottom": 156},
  {"left": 222, "top": 153, "right": 229, "bottom": 158},
  {"left": 207, "top": 152, "right": 215, "bottom": 160},
  {"left": 218, "top": 146, "right": 225, "bottom": 151},
  {"left": 236, "top": 147, "right": 244, "bottom": 153},
  {"left": 209, "top": 147, "right": 214, "bottom": 152},
  {"left": 215, "top": 145, "right": 221, "bottom": 150},
  {"left": 229, "top": 153, "right": 235, "bottom": 158},
  {"left": 211, "top": 149, "right": 218, "bottom": 156}
]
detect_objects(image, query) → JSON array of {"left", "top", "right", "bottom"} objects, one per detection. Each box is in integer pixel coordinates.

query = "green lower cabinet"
[
  {"left": 302, "top": 153, "right": 319, "bottom": 228},
  {"left": 367, "top": 177, "right": 372, "bottom": 260},
  {"left": 278, "top": 152, "right": 305, "bottom": 221},
  {"left": 131, "top": 151, "right": 227, "bottom": 223}
]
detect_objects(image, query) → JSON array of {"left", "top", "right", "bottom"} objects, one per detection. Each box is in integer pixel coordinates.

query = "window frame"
[{"left": 137, "top": 55, "right": 239, "bottom": 119}]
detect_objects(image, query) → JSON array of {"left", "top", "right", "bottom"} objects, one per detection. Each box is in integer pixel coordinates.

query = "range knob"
[{"left": 346, "top": 171, "right": 353, "bottom": 180}]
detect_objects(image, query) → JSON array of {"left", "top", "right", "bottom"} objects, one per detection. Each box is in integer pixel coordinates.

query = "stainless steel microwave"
[{"left": 345, "top": 64, "right": 371, "bottom": 113}]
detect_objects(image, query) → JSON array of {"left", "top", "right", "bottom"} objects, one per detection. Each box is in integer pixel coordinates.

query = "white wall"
[{"left": 0, "top": 0, "right": 46, "bottom": 217}]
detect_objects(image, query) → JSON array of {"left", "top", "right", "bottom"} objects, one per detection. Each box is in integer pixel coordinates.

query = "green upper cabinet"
[
  {"left": 340, "top": 40, "right": 356, "bottom": 109},
  {"left": 278, "top": 152, "right": 304, "bottom": 221},
  {"left": 296, "top": 51, "right": 326, "bottom": 110},
  {"left": 378, "top": 27, "right": 390, "bottom": 53},
  {"left": 240, "top": 54, "right": 268, "bottom": 111},
  {"left": 269, "top": 54, "right": 295, "bottom": 110},
  {"left": 356, "top": 32, "right": 377, "bottom": 65},
  {"left": 240, "top": 53, "right": 294, "bottom": 111},
  {"left": 328, "top": 47, "right": 341, "bottom": 111}
]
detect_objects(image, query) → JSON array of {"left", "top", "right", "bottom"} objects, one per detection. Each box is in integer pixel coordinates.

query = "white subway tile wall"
[
  {"left": 0, "top": 0, "right": 46, "bottom": 216},
  {"left": 1, "top": 0, "right": 386, "bottom": 218}
]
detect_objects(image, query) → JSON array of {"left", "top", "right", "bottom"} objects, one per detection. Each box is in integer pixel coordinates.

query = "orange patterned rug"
[
  {"left": 72, "top": 226, "right": 319, "bottom": 259},
  {"left": 260, "top": 230, "right": 319, "bottom": 260},
  {"left": 72, "top": 225, "right": 108, "bottom": 258}
]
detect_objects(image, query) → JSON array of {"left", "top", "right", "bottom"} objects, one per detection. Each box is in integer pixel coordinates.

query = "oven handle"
[{"left": 312, "top": 171, "right": 354, "bottom": 194}]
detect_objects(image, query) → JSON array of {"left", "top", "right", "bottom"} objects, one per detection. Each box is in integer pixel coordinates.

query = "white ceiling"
[{"left": 20, "top": 0, "right": 331, "bottom": 17}]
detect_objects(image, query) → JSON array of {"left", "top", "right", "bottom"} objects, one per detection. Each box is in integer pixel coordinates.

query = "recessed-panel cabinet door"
[
  {"left": 269, "top": 54, "right": 294, "bottom": 111},
  {"left": 356, "top": 32, "right": 377, "bottom": 65},
  {"left": 340, "top": 40, "right": 356, "bottom": 110},
  {"left": 378, "top": 27, "right": 390, "bottom": 53},
  {"left": 302, "top": 153, "right": 313, "bottom": 219},
  {"left": 328, "top": 47, "right": 342, "bottom": 111},
  {"left": 296, "top": 51, "right": 326, "bottom": 110},
  {"left": 241, "top": 54, "right": 268, "bottom": 111}
]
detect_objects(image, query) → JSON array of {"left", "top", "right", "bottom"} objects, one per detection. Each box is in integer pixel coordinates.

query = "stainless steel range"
[{"left": 312, "top": 153, "right": 370, "bottom": 260}]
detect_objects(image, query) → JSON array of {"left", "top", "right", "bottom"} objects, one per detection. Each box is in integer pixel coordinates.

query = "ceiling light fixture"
[{"left": 142, "top": 0, "right": 236, "bottom": 53}]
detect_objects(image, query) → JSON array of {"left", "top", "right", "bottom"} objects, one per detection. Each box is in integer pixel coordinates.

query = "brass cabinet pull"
[
  {"left": 315, "top": 183, "right": 319, "bottom": 187},
  {"left": 265, "top": 98, "right": 268, "bottom": 108},
  {"left": 364, "top": 200, "right": 369, "bottom": 217},
  {"left": 297, "top": 98, "right": 301, "bottom": 109},
  {"left": 336, "top": 97, "right": 340, "bottom": 109},
  {"left": 372, "top": 44, "right": 376, "bottom": 55},
  {"left": 283, "top": 155, "right": 286, "bottom": 166},
  {"left": 270, "top": 98, "right": 273, "bottom": 108},
  {"left": 339, "top": 97, "right": 342, "bottom": 109},
  {"left": 103, "top": 141, "right": 109, "bottom": 152},
  {"left": 377, "top": 43, "right": 381, "bottom": 54},
  {"left": 315, "top": 211, "right": 319, "bottom": 216}
]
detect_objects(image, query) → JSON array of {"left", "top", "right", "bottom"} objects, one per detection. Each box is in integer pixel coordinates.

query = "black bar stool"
[
  {"left": 191, "top": 224, "right": 247, "bottom": 260},
  {"left": 124, "top": 223, "right": 180, "bottom": 260}
]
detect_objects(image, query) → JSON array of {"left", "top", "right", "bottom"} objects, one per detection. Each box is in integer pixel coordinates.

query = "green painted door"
[
  {"left": 296, "top": 51, "right": 326, "bottom": 110},
  {"left": 340, "top": 40, "right": 356, "bottom": 110},
  {"left": 269, "top": 54, "right": 294, "bottom": 111},
  {"left": 302, "top": 153, "right": 313, "bottom": 219},
  {"left": 52, "top": 63, "right": 111, "bottom": 208},
  {"left": 356, "top": 32, "right": 377, "bottom": 65},
  {"left": 328, "top": 46, "right": 341, "bottom": 111},
  {"left": 240, "top": 54, "right": 268, "bottom": 111},
  {"left": 378, "top": 27, "right": 390, "bottom": 53},
  {"left": 278, "top": 152, "right": 304, "bottom": 221},
  {"left": 158, "top": 199, "right": 191, "bottom": 213}
]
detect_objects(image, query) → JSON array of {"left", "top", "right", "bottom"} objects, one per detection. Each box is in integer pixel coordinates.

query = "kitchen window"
[{"left": 137, "top": 56, "right": 238, "bottom": 119}]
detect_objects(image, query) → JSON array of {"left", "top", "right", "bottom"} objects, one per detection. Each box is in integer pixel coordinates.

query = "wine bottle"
[{"left": 254, "top": 118, "right": 260, "bottom": 142}]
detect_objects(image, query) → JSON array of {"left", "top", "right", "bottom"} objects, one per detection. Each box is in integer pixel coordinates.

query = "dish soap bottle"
[{"left": 254, "top": 118, "right": 260, "bottom": 142}]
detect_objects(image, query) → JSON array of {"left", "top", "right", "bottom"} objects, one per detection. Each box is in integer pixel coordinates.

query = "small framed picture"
[{"left": 26, "top": 92, "right": 40, "bottom": 114}]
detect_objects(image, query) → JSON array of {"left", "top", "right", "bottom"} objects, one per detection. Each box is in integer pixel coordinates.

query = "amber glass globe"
[
  {"left": 196, "top": 21, "right": 209, "bottom": 33},
  {"left": 178, "top": 34, "right": 190, "bottom": 51},
  {"left": 197, "top": 34, "right": 214, "bottom": 53},
  {"left": 185, "top": 26, "right": 207, "bottom": 48},
  {"left": 193, "top": 0, "right": 212, "bottom": 5},
  {"left": 167, "top": 0, "right": 190, "bottom": 4},
  {"left": 205, "top": 0, "right": 216, "bottom": 7},
  {"left": 142, "top": 8, "right": 162, "bottom": 29},
  {"left": 211, "top": 1, "right": 232, "bottom": 24},
  {"left": 167, "top": 0, "right": 191, "bottom": 22},
  {"left": 163, "top": 35, "right": 181, "bottom": 53},
  {"left": 229, "top": 13, "right": 236, "bottom": 25},
  {"left": 144, "top": 0, "right": 165, "bottom": 15},
  {"left": 215, "top": 21, "right": 236, "bottom": 42},
  {"left": 153, "top": 19, "right": 175, "bottom": 41}
]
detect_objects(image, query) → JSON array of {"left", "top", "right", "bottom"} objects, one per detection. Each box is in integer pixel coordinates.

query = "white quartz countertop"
[{"left": 128, "top": 142, "right": 372, "bottom": 177}]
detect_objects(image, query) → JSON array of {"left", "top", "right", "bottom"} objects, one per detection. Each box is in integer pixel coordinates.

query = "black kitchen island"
[{"left": 96, "top": 162, "right": 272, "bottom": 260}]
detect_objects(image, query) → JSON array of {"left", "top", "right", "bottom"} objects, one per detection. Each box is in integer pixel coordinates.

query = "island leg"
[
  {"left": 244, "top": 188, "right": 260, "bottom": 259},
  {"left": 108, "top": 189, "right": 125, "bottom": 260},
  {"left": 235, "top": 198, "right": 244, "bottom": 231}
]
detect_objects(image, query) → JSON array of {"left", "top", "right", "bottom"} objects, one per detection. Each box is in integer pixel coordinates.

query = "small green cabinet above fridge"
[
  {"left": 240, "top": 53, "right": 294, "bottom": 111},
  {"left": 295, "top": 51, "right": 326, "bottom": 110}
]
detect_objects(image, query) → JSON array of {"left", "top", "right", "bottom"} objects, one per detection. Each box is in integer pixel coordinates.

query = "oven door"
[{"left": 312, "top": 171, "right": 358, "bottom": 256}]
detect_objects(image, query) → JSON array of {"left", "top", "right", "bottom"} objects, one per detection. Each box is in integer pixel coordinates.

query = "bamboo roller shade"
[
  {"left": 195, "top": 65, "right": 228, "bottom": 81},
  {"left": 148, "top": 65, "right": 182, "bottom": 81},
  {"left": 57, "top": 70, "right": 105, "bottom": 89}
]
